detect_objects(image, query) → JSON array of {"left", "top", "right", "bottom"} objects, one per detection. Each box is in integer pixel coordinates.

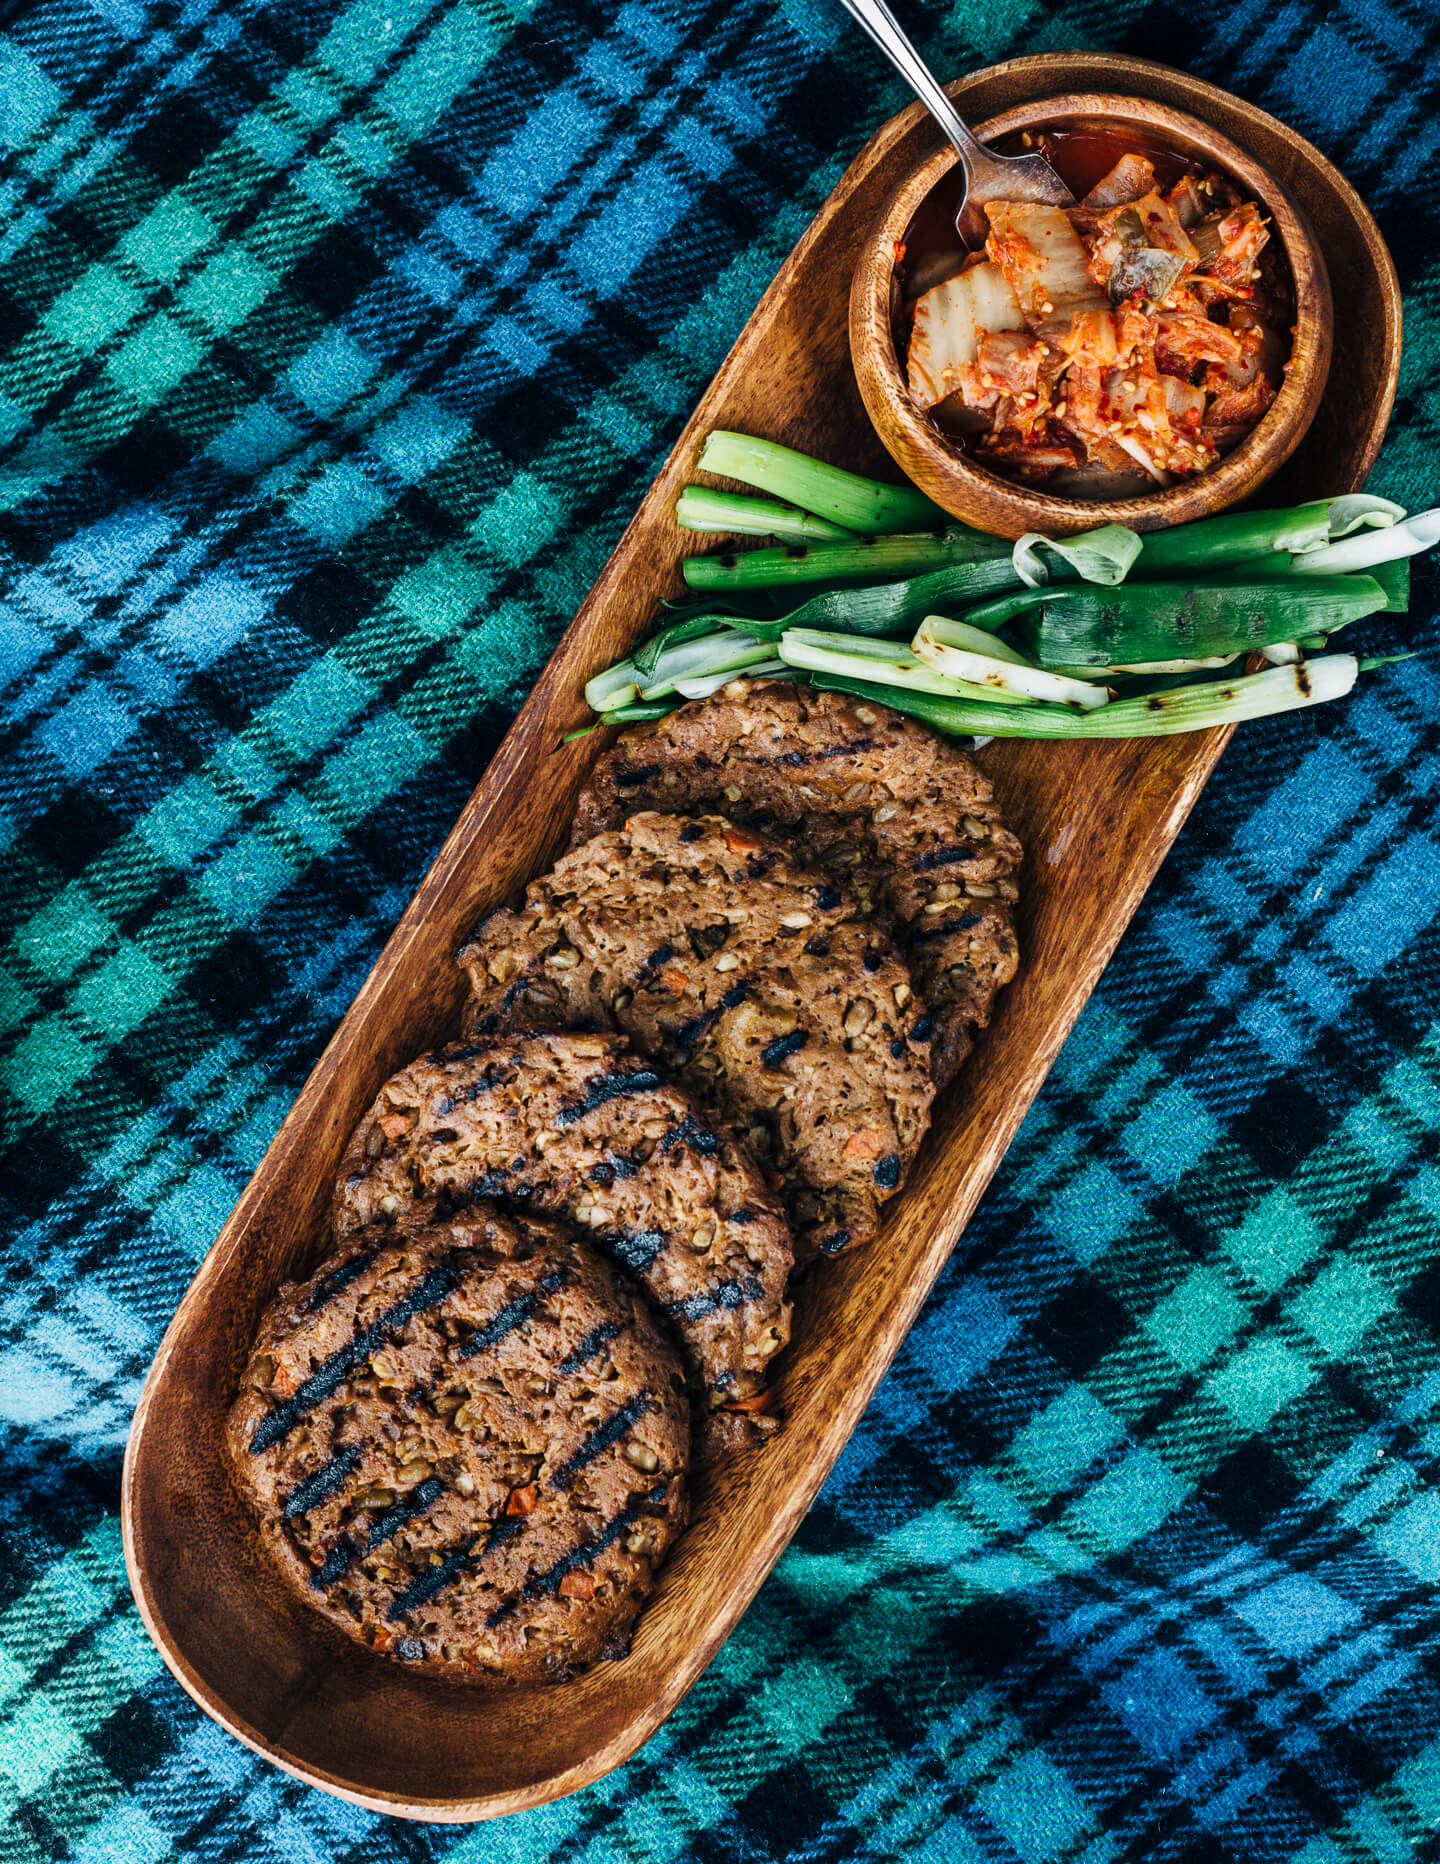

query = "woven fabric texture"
[{"left": 1, "top": 0, "right": 1438, "bottom": 1857}]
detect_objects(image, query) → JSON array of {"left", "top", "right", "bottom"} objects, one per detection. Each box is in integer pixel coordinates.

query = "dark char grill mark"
[
  {"left": 914, "top": 846, "right": 985, "bottom": 872},
  {"left": 908, "top": 917, "right": 982, "bottom": 945},
  {"left": 249, "top": 1262, "right": 460, "bottom": 1453},
  {"left": 388, "top": 1535, "right": 478, "bottom": 1621},
  {"left": 559, "top": 1320, "right": 623, "bottom": 1375},
  {"left": 283, "top": 1447, "right": 361, "bottom": 1520},
  {"left": 660, "top": 1114, "right": 719, "bottom": 1156},
  {"left": 549, "top": 1393, "right": 654, "bottom": 1490},
  {"left": 456, "top": 1269, "right": 568, "bottom": 1360},
  {"left": 367, "top": 1477, "right": 444, "bottom": 1551},
  {"left": 675, "top": 979, "right": 759, "bottom": 1050},
  {"left": 381, "top": 1501, "right": 538, "bottom": 1623},
  {"left": 599, "top": 1230, "right": 667, "bottom": 1274},
  {"left": 673, "top": 1005, "right": 723, "bottom": 1049},
  {"left": 678, "top": 822, "right": 705, "bottom": 842},
  {"left": 443, "top": 1042, "right": 506, "bottom": 1068},
  {"left": 486, "top": 1484, "right": 671, "bottom": 1626},
  {"left": 663, "top": 1276, "right": 763, "bottom": 1323},
  {"left": 589, "top": 1151, "right": 639, "bottom": 1186},
  {"left": 310, "top": 1542, "right": 355, "bottom": 1589},
  {"left": 760, "top": 1030, "right": 808, "bottom": 1068},
  {"left": 302, "top": 1251, "right": 377, "bottom": 1317},
  {"left": 483, "top": 1512, "right": 528, "bottom": 1557},
  {"left": 753, "top": 737, "right": 874, "bottom": 769},
  {"left": 615, "top": 763, "right": 663, "bottom": 789},
  {"left": 556, "top": 1068, "right": 665, "bottom": 1127}
]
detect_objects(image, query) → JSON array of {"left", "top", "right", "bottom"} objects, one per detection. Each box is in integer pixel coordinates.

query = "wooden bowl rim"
[{"left": 851, "top": 86, "right": 1335, "bottom": 536}]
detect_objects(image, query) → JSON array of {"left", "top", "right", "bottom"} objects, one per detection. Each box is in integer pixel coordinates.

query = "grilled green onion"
[
  {"left": 732, "top": 563, "right": 1031, "bottom": 641},
  {"left": 587, "top": 629, "right": 774, "bottom": 711},
  {"left": 809, "top": 654, "right": 1360, "bottom": 739},
  {"left": 600, "top": 701, "right": 677, "bottom": 724},
  {"left": 671, "top": 658, "right": 788, "bottom": 699},
  {"left": 697, "top": 430, "right": 945, "bottom": 534},
  {"left": 779, "top": 629, "right": 1032, "bottom": 705},
  {"left": 1201, "top": 551, "right": 1410, "bottom": 615},
  {"left": 913, "top": 618, "right": 1111, "bottom": 709},
  {"left": 959, "top": 576, "right": 1388, "bottom": 668},
  {"left": 630, "top": 612, "right": 750, "bottom": 678},
  {"left": 684, "top": 528, "right": 1016, "bottom": 593},
  {"left": 915, "top": 616, "right": 1035, "bottom": 666},
  {"left": 1012, "top": 523, "right": 1142, "bottom": 588},
  {"left": 1133, "top": 495, "right": 1403, "bottom": 574},
  {"left": 1292, "top": 507, "right": 1440, "bottom": 574},
  {"left": 585, "top": 663, "right": 642, "bottom": 712},
  {"left": 675, "top": 486, "right": 853, "bottom": 543}
]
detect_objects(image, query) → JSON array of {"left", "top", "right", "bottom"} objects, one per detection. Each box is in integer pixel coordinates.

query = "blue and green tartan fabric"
[{"left": 1, "top": 0, "right": 1438, "bottom": 1854}]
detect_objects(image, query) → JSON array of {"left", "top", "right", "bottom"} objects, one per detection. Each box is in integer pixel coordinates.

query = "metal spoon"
[{"left": 836, "top": 0, "right": 1073, "bottom": 245}]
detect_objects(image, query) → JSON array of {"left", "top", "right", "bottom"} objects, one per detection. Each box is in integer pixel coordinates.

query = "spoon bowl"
[{"left": 837, "top": 0, "right": 1073, "bottom": 242}]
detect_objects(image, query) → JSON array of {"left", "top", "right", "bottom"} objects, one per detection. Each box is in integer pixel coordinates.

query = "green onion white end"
[{"left": 913, "top": 617, "right": 1112, "bottom": 709}]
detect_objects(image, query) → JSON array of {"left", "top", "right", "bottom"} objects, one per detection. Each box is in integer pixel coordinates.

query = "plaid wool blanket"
[{"left": 1, "top": 0, "right": 1438, "bottom": 1856}]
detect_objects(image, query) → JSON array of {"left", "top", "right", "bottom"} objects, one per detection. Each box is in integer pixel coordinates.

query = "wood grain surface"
[
  {"left": 122, "top": 53, "right": 1401, "bottom": 1823},
  {"left": 851, "top": 89, "right": 1336, "bottom": 537}
]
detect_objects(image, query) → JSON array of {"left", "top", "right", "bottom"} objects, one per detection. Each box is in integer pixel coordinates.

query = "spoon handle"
[{"left": 835, "top": 0, "right": 988, "bottom": 176}]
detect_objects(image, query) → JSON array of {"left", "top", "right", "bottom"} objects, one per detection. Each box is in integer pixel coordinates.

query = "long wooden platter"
[{"left": 122, "top": 53, "right": 1399, "bottom": 1822}]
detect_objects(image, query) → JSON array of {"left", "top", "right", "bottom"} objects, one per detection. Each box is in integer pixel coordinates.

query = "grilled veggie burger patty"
[
  {"left": 228, "top": 1204, "right": 690, "bottom": 1686},
  {"left": 457, "top": 812, "right": 935, "bottom": 1261},
  {"left": 335, "top": 1031, "right": 792, "bottom": 1445},
  {"left": 571, "top": 679, "right": 1022, "bottom": 1087}
]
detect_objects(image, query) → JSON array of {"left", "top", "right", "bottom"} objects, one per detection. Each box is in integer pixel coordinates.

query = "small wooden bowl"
[{"left": 851, "top": 91, "right": 1335, "bottom": 537}]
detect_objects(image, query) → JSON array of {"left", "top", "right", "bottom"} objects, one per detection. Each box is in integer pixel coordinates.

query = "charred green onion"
[
  {"left": 1012, "top": 523, "right": 1143, "bottom": 588},
  {"left": 954, "top": 575, "right": 1388, "bottom": 668},
  {"left": 585, "top": 630, "right": 775, "bottom": 712},
  {"left": 697, "top": 430, "right": 945, "bottom": 534},
  {"left": 1292, "top": 507, "right": 1440, "bottom": 574},
  {"left": 778, "top": 629, "right": 1034, "bottom": 706},
  {"left": 675, "top": 486, "right": 854, "bottom": 543},
  {"left": 1132, "top": 495, "right": 1404, "bottom": 575},
  {"left": 810, "top": 655, "right": 1361, "bottom": 739},
  {"left": 683, "top": 528, "right": 1016, "bottom": 594},
  {"left": 913, "top": 617, "right": 1111, "bottom": 709}
]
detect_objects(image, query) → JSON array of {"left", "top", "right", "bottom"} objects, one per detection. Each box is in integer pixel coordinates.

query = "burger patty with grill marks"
[
  {"left": 570, "top": 679, "right": 1022, "bottom": 1087},
  {"left": 455, "top": 812, "right": 934, "bottom": 1263},
  {"left": 227, "top": 1204, "right": 690, "bottom": 1687},
  {"left": 334, "top": 1031, "right": 791, "bottom": 1450}
]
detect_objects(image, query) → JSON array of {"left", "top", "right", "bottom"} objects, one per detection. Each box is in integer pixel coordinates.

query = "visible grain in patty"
[
  {"left": 334, "top": 1031, "right": 791, "bottom": 1444},
  {"left": 456, "top": 812, "right": 934, "bottom": 1262},
  {"left": 571, "top": 679, "right": 1021, "bottom": 1086},
  {"left": 228, "top": 1205, "right": 689, "bottom": 1686}
]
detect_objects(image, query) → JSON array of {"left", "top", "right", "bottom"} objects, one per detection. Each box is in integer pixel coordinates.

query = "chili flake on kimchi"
[{"left": 905, "top": 154, "right": 1287, "bottom": 496}]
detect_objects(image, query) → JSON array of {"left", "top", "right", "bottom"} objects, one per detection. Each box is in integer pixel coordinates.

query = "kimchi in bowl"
[{"left": 850, "top": 92, "right": 1333, "bottom": 538}]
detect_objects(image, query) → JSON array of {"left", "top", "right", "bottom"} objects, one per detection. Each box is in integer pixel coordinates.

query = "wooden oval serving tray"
[{"left": 123, "top": 53, "right": 1400, "bottom": 1823}]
